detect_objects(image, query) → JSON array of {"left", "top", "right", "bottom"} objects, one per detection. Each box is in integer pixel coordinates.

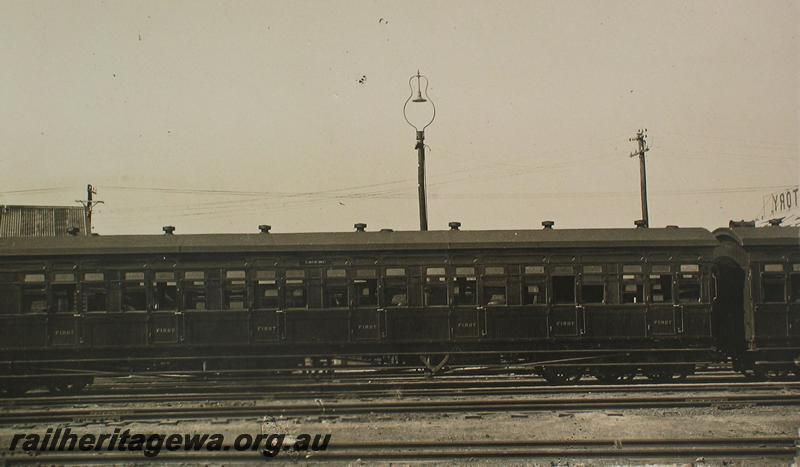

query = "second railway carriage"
[
  {"left": 713, "top": 222, "right": 800, "bottom": 377},
  {"left": 1, "top": 224, "right": 722, "bottom": 393}
]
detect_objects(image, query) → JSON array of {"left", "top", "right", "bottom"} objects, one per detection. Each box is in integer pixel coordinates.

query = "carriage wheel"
[
  {"left": 540, "top": 367, "right": 583, "bottom": 385},
  {"left": 419, "top": 354, "right": 450, "bottom": 376},
  {"left": 593, "top": 368, "right": 629, "bottom": 385},
  {"left": 47, "top": 377, "right": 91, "bottom": 395},
  {"left": 644, "top": 367, "right": 689, "bottom": 383},
  {"left": 1, "top": 381, "right": 31, "bottom": 397}
]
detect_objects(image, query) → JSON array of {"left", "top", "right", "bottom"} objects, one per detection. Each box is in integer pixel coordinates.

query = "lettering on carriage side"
[
  {"left": 154, "top": 328, "right": 175, "bottom": 335},
  {"left": 653, "top": 320, "right": 672, "bottom": 326},
  {"left": 257, "top": 325, "right": 277, "bottom": 333},
  {"left": 357, "top": 324, "right": 378, "bottom": 331},
  {"left": 555, "top": 321, "right": 575, "bottom": 327},
  {"left": 457, "top": 322, "right": 477, "bottom": 328},
  {"left": 54, "top": 329, "right": 74, "bottom": 336}
]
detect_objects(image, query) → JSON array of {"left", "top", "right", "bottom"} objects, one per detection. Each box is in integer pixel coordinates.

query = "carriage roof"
[
  {"left": 712, "top": 226, "right": 800, "bottom": 248},
  {"left": 0, "top": 227, "right": 719, "bottom": 257}
]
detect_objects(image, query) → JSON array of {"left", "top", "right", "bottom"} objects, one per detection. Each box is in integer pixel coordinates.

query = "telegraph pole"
[
  {"left": 403, "top": 71, "right": 436, "bottom": 232},
  {"left": 629, "top": 129, "right": 650, "bottom": 228},
  {"left": 415, "top": 130, "right": 428, "bottom": 231},
  {"left": 76, "top": 184, "right": 103, "bottom": 235}
]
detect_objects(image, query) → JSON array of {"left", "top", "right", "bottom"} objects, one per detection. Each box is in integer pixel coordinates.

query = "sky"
[{"left": 0, "top": 0, "right": 797, "bottom": 235}]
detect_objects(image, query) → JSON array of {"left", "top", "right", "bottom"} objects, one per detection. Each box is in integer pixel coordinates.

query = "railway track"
[
  {"left": 4, "top": 380, "right": 800, "bottom": 408},
  {"left": 2, "top": 437, "right": 796, "bottom": 463},
  {"left": 3, "top": 393, "right": 800, "bottom": 424}
]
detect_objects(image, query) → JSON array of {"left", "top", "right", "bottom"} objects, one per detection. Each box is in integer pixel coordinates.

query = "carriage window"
[
  {"left": 354, "top": 278, "right": 378, "bottom": 307},
  {"left": 482, "top": 280, "right": 506, "bottom": 306},
  {"left": 52, "top": 273, "right": 76, "bottom": 313},
  {"left": 154, "top": 274, "right": 178, "bottom": 312},
  {"left": 762, "top": 272, "right": 785, "bottom": 303},
  {"left": 254, "top": 271, "right": 279, "bottom": 309},
  {"left": 649, "top": 273, "right": 673, "bottom": 303},
  {"left": 621, "top": 272, "right": 643, "bottom": 304},
  {"left": 678, "top": 269, "right": 701, "bottom": 303},
  {"left": 154, "top": 272, "right": 177, "bottom": 311},
  {"left": 424, "top": 267, "right": 448, "bottom": 306},
  {"left": 225, "top": 282, "right": 247, "bottom": 310},
  {"left": 184, "top": 281, "right": 206, "bottom": 311},
  {"left": 22, "top": 273, "right": 47, "bottom": 313},
  {"left": 122, "top": 272, "right": 147, "bottom": 311},
  {"left": 581, "top": 275, "right": 605, "bottom": 303},
  {"left": 523, "top": 267, "right": 546, "bottom": 305},
  {"left": 82, "top": 273, "right": 107, "bottom": 312},
  {"left": 324, "top": 269, "right": 348, "bottom": 308},
  {"left": 285, "top": 279, "right": 307, "bottom": 308},
  {"left": 384, "top": 268, "right": 407, "bottom": 306},
  {"left": 255, "top": 281, "right": 279, "bottom": 309},
  {"left": 790, "top": 273, "right": 800, "bottom": 303},
  {"left": 525, "top": 266, "right": 545, "bottom": 275},
  {"left": 226, "top": 270, "right": 246, "bottom": 280},
  {"left": 523, "top": 281, "right": 546, "bottom": 305},
  {"left": 552, "top": 275, "right": 576, "bottom": 304},
  {"left": 453, "top": 267, "right": 477, "bottom": 306},
  {"left": 325, "top": 284, "right": 348, "bottom": 308}
]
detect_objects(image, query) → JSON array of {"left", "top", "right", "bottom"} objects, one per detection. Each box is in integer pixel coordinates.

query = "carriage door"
[
  {"left": 550, "top": 266, "right": 579, "bottom": 336},
  {"left": 789, "top": 265, "right": 800, "bottom": 337},
  {"left": 252, "top": 270, "right": 282, "bottom": 343},
  {"left": 50, "top": 272, "right": 81, "bottom": 347},
  {"left": 647, "top": 265, "right": 677, "bottom": 335},
  {"left": 452, "top": 267, "right": 480, "bottom": 339},
  {"left": 150, "top": 271, "right": 181, "bottom": 345},
  {"left": 351, "top": 268, "right": 381, "bottom": 341},
  {"left": 678, "top": 264, "right": 710, "bottom": 337}
]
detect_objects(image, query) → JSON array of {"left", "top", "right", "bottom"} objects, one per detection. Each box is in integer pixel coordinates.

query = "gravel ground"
[{"left": 1, "top": 399, "right": 798, "bottom": 465}]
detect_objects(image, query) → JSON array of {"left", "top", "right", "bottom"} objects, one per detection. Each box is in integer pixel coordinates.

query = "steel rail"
[
  {"left": 4, "top": 380, "right": 800, "bottom": 408},
  {"left": 3, "top": 393, "right": 800, "bottom": 424},
  {"left": 2, "top": 437, "right": 796, "bottom": 463}
]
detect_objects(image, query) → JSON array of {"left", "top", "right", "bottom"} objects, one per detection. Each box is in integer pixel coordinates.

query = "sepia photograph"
[{"left": 0, "top": 1, "right": 798, "bottom": 465}]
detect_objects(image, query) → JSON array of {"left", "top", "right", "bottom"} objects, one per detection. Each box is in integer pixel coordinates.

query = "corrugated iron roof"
[
  {"left": 0, "top": 205, "right": 86, "bottom": 238},
  {"left": 0, "top": 227, "right": 719, "bottom": 257}
]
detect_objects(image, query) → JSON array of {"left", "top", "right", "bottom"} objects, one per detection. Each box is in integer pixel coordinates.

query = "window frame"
[
  {"left": 580, "top": 267, "right": 606, "bottom": 305},
  {"left": 522, "top": 265, "right": 547, "bottom": 305},
  {"left": 647, "top": 265, "right": 674, "bottom": 304},
  {"left": 760, "top": 264, "right": 786, "bottom": 304},
  {"left": 383, "top": 267, "right": 409, "bottom": 307},
  {"left": 81, "top": 271, "right": 109, "bottom": 312},
  {"left": 423, "top": 266, "right": 448, "bottom": 307}
]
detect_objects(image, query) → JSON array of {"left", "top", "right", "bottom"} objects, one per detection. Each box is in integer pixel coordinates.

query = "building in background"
[
  {"left": 753, "top": 185, "right": 799, "bottom": 227},
  {"left": 0, "top": 205, "right": 87, "bottom": 237}
]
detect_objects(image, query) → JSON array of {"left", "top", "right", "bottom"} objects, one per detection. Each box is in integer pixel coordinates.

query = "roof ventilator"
[
  {"left": 163, "top": 226, "right": 175, "bottom": 235},
  {"left": 380, "top": 228, "right": 394, "bottom": 232},
  {"left": 354, "top": 223, "right": 367, "bottom": 232},
  {"left": 258, "top": 225, "right": 272, "bottom": 233},
  {"left": 768, "top": 217, "right": 784, "bottom": 227},
  {"left": 634, "top": 219, "right": 647, "bottom": 228},
  {"left": 729, "top": 220, "right": 756, "bottom": 228},
  {"left": 542, "top": 221, "right": 554, "bottom": 230},
  {"left": 448, "top": 221, "right": 461, "bottom": 231}
]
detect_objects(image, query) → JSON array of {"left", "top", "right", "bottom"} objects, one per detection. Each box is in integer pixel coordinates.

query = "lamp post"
[{"left": 403, "top": 70, "right": 436, "bottom": 231}]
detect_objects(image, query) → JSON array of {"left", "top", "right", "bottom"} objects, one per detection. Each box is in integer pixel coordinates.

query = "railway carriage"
[
  {"left": 713, "top": 223, "right": 800, "bottom": 376},
  {"left": 0, "top": 224, "right": 727, "bottom": 393}
]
